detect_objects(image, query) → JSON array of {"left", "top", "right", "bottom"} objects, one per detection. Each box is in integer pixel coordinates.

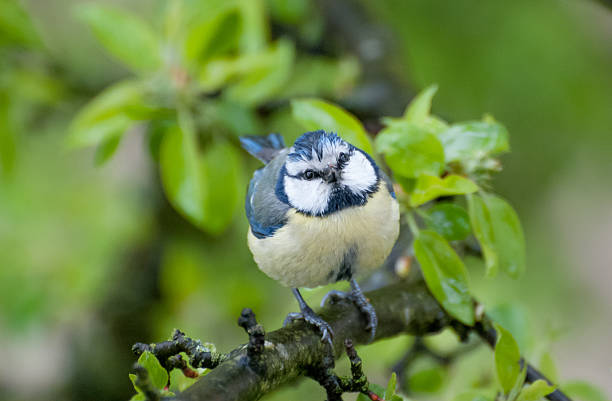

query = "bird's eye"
[
  {"left": 304, "top": 170, "right": 316, "bottom": 180},
  {"left": 338, "top": 152, "right": 349, "bottom": 164}
]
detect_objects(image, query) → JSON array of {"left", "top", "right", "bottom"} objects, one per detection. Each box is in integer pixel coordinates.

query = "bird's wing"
[
  {"left": 246, "top": 150, "right": 291, "bottom": 238},
  {"left": 378, "top": 168, "right": 397, "bottom": 199}
]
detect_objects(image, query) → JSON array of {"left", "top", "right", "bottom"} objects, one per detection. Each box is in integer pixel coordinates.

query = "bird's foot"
[
  {"left": 284, "top": 306, "right": 333, "bottom": 347},
  {"left": 321, "top": 286, "right": 377, "bottom": 343}
]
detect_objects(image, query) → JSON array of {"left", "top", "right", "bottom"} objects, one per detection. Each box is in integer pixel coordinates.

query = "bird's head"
[{"left": 276, "top": 130, "right": 380, "bottom": 216}]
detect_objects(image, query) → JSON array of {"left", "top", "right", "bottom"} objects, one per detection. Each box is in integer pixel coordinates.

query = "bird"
[{"left": 240, "top": 130, "right": 399, "bottom": 345}]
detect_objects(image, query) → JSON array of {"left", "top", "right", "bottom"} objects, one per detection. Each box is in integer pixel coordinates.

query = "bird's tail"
[{"left": 239, "top": 133, "right": 286, "bottom": 164}]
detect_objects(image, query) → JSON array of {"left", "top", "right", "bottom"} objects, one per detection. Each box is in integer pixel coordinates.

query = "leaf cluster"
[{"left": 67, "top": 0, "right": 358, "bottom": 235}]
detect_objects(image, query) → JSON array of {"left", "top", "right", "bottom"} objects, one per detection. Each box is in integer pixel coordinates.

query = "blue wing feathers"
[
  {"left": 245, "top": 151, "right": 290, "bottom": 239},
  {"left": 240, "top": 133, "right": 286, "bottom": 164}
]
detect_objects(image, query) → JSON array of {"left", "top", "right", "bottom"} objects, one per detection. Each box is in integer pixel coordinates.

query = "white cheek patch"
[
  {"left": 341, "top": 151, "right": 377, "bottom": 194},
  {"left": 284, "top": 175, "right": 331, "bottom": 215}
]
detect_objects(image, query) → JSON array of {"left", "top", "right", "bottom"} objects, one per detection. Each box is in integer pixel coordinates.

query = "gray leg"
[
  {"left": 284, "top": 288, "right": 333, "bottom": 346},
  {"left": 321, "top": 279, "right": 378, "bottom": 343}
]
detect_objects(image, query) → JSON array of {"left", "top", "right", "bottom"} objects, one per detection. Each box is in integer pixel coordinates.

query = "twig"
[
  {"left": 470, "top": 316, "right": 572, "bottom": 401},
  {"left": 307, "top": 339, "right": 372, "bottom": 401},
  {"left": 133, "top": 329, "right": 227, "bottom": 371}
]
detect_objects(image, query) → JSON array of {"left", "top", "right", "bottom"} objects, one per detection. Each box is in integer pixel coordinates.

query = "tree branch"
[
  {"left": 153, "top": 279, "right": 571, "bottom": 401},
  {"left": 174, "top": 280, "right": 450, "bottom": 401}
]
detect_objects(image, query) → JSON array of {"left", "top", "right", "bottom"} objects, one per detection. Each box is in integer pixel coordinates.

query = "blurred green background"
[{"left": 1, "top": 0, "right": 611, "bottom": 400}]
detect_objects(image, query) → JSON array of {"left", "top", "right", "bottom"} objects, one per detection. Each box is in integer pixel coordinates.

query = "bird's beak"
[{"left": 322, "top": 166, "right": 340, "bottom": 183}]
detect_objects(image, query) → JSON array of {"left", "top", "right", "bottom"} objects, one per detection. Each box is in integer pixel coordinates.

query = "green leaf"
[
  {"left": 410, "top": 174, "right": 478, "bottom": 207},
  {"left": 137, "top": 351, "right": 168, "bottom": 390},
  {"left": 538, "top": 351, "right": 558, "bottom": 384},
  {"left": 238, "top": 0, "right": 267, "bottom": 53},
  {"left": 0, "top": 0, "right": 41, "bottom": 47},
  {"left": 413, "top": 230, "right": 474, "bottom": 325},
  {"left": 508, "top": 367, "right": 528, "bottom": 401},
  {"left": 225, "top": 39, "right": 295, "bottom": 105},
  {"left": 68, "top": 80, "right": 143, "bottom": 148},
  {"left": 437, "top": 121, "right": 509, "bottom": 163},
  {"left": 467, "top": 193, "right": 497, "bottom": 276},
  {"left": 70, "top": 114, "right": 132, "bottom": 150},
  {"left": 517, "top": 380, "right": 556, "bottom": 401},
  {"left": 160, "top": 119, "right": 205, "bottom": 226},
  {"left": 385, "top": 372, "right": 397, "bottom": 399},
  {"left": 129, "top": 373, "right": 143, "bottom": 394},
  {"left": 199, "top": 140, "right": 243, "bottom": 234},
  {"left": 278, "top": 55, "right": 360, "bottom": 99},
  {"left": 407, "top": 358, "right": 447, "bottom": 393},
  {"left": 291, "top": 98, "right": 374, "bottom": 155},
  {"left": 562, "top": 381, "right": 610, "bottom": 401},
  {"left": 357, "top": 382, "right": 392, "bottom": 401},
  {"left": 425, "top": 203, "right": 471, "bottom": 241},
  {"left": 488, "top": 304, "right": 530, "bottom": 352},
  {"left": 384, "top": 85, "right": 448, "bottom": 135},
  {"left": 375, "top": 122, "right": 444, "bottom": 178},
  {"left": 94, "top": 135, "right": 122, "bottom": 166},
  {"left": 404, "top": 84, "right": 438, "bottom": 122},
  {"left": 185, "top": 6, "right": 240, "bottom": 63},
  {"left": 159, "top": 114, "right": 242, "bottom": 234},
  {"left": 468, "top": 193, "right": 526, "bottom": 278},
  {"left": 169, "top": 368, "right": 200, "bottom": 392},
  {"left": 494, "top": 323, "right": 522, "bottom": 394},
  {"left": 0, "top": 96, "right": 16, "bottom": 175},
  {"left": 75, "top": 4, "right": 160, "bottom": 73}
]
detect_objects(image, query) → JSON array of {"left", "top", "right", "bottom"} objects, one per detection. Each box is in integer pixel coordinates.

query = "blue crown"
[{"left": 288, "top": 130, "right": 344, "bottom": 162}]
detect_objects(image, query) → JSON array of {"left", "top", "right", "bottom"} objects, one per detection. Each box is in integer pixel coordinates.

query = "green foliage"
[
  {"left": 75, "top": 4, "right": 161, "bottom": 73},
  {"left": 423, "top": 203, "right": 471, "bottom": 241},
  {"left": 375, "top": 121, "right": 445, "bottom": 178},
  {"left": 407, "top": 357, "right": 447, "bottom": 393},
  {"left": 537, "top": 351, "right": 558, "bottom": 384},
  {"left": 138, "top": 351, "right": 168, "bottom": 390},
  {"left": 516, "top": 380, "right": 555, "bottom": 401},
  {"left": 0, "top": 94, "right": 16, "bottom": 175},
  {"left": 494, "top": 323, "right": 522, "bottom": 395},
  {"left": 468, "top": 193, "right": 526, "bottom": 278},
  {"left": 437, "top": 120, "right": 509, "bottom": 164},
  {"left": 356, "top": 373, "right": 405, "bottom": 401},
  {"left": 562, "top": 381, "right": 610, "bottom": 401},
  {"left": 291, "top": 98, "right": 374, "bottom": 154},
  {"left": 410, "top": 174, "right": 478, "bottom": 207},
  {"left": 68, "top": 0, "right": 359, "bottom": 237},
  {"left": 159, "top": 118, "right": 243, "bottom": 235},
  {"left": 384, "top": 84, "right": 449, "bottom": 135},
  {"left": 169, "top": 367, "right": 200, "bottom": 393},
  {"left": 414, "top": 230, "right": 474, "bottom": 325},
  {"left": 67, "top": 80, "right": 143, "bottom": 148},
  {"left": 0, "top": 0, "right": 41, "bottom": 47},
  {"left": 3, "top": 2, "right": 609, "bottom": 401}
]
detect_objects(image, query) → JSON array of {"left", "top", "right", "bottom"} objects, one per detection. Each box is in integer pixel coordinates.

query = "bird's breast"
[{"left": 247, "top": 186, "right": 399, "bottom": 288}]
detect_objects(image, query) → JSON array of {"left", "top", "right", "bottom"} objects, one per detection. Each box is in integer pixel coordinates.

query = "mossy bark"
[{"left": 175, "top": 280, "right": 450, "bottom": 401}]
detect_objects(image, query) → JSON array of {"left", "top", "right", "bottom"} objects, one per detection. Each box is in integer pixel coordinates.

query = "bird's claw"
[
  {"left": 283, "top": 308, "right": 334, "bottom": 346},
  {"left": 320, "top": 290, "right": 348, "bottom": 307},
  {"left": 321, "top": 288, "right": 378, "bottom": 343}
]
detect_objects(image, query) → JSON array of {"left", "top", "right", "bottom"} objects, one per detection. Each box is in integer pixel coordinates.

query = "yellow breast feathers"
[{"left": 247, "top": 186, "right": 399, "bottom": 288}]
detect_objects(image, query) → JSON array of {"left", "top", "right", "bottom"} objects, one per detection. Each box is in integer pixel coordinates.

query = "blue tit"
[{"left": 240, "top": 130, "right": 399, "bottom": 344}]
